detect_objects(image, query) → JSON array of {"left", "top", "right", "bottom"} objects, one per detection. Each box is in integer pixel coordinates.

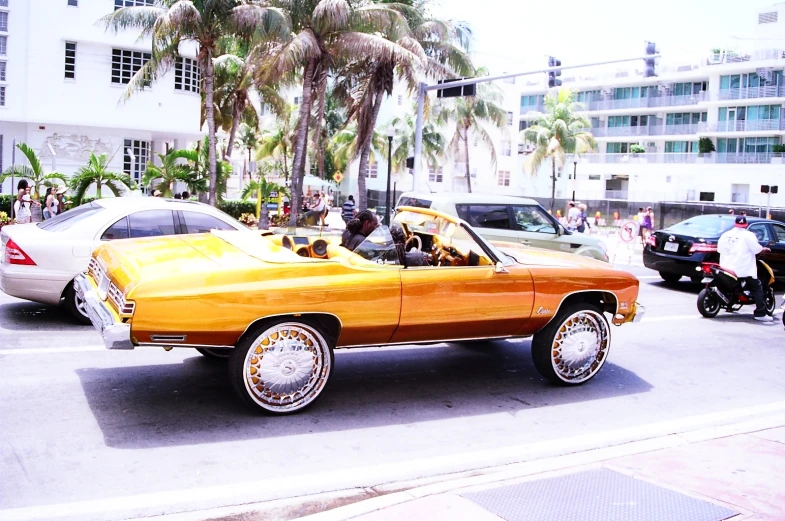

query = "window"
[
  {"left": 111, "top": 48, "right": 151, "bottom": 85},
  {"left": 0, "top": 36, "right": 6, "bottom": 56},
  {"left": 368, "top": 163, "right": 378, "bottom": 179},
  {"left": 501, "top": 141, "right": 511, "bottom": 156},
  {"left": 772, "top": 223, "right": 785, "bottom": 243},
  {"left": 575, "top": 90, "right": 601, "bottom": 103},
  {"left": 606, "top": 142, "right": 629, "bottom": 154},
  {"left": 520, "top": 94, "right": 543, "bottom": 108},
  {"left": 748, "top": 223, "right": 771, "bottom": 242},
  {"left": 0, "top": 12, "right": 7, "bottom": 32},
  {"left": 101, "top": 217, "right": 129, "bottom": 240},
  {"left": 698, "top": 192, "right": 715, "bottom": 202},
  {"left": 665, "top": 141, "right": 697, "bottom": 153},
  {"left": 511, "top": 205, "right": 556, "bottom": 234},
  {"left": 182, "top": 212, "right": 236, "bottom": 234},
  {"left": 519, "top": 120, "right": 529, "bottom": 131},
  {"left": 174, "top": 56, "right": 200, "bottom": 93},
  {"left": 397, "top": 95, "right": 403, "bottom": 105},
  {"left": 0, "top": 85, "right": 5, "bottom": 107},
  {"left": 666, "top": 112, "right": 707, "bottom": 125},
  {"left": 64, "top": 42, "right": 76, "bottom": 79},
  {"left": 293, "top": 96, "right": 300, "bottom": 106},
  {"left": 428, "top": 167, "right": 443, "bottom": 183},
  {"left": 0, "top": 61, "right": 5, "bottom": 81},
  {"left": 38, "top": 203, "right": 105, "bottom": 232},
  {"left": 498, "top": 170, "right": 510, "bottom": 186},
  {"left": 128, "top": 210, "right": 176, "bottom": 238},
  {"left": 123, "top": 139, "right": 150, "bottom": 183},
  {"left": 0, "top": 135, "right": 3, "bottom": 173},
  {"left": 68, "top": 0, "right": 78, "bottom": 5},
  {"left": 0, "top": 0, "right": 7, "bottom": 7},
  {"left": 114, "top": 0, "right": 154, "bottom": 9},
  {"left": 456, "top": 205, "right": 510, "bottom": 230},
  {"left": 506, "top": 112, "right": 513, "bottom": 125}
]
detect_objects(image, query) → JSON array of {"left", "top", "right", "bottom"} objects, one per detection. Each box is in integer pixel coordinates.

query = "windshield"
[
  {"left": 666, "top": 215, "right": 735, "bottom": 237},
  {"left": 37, "top": 203, "right": 105, "bottom": 232},
  {"left": 352, "top": 226, "right": 400, "bottom": 265}
]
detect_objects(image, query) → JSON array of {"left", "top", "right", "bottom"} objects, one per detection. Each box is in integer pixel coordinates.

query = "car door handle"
[{"left": 520, "top": 240, "right": 531, "bottom": 245}]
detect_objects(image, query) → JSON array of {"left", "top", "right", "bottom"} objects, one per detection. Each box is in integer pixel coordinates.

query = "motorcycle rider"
[{"left": 717, "top": 216, "right": 772, "bottom": 322}]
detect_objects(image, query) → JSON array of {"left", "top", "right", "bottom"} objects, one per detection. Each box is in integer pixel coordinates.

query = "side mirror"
[{"left": 495, "top": 261, "right": 508, "bottom": 274}]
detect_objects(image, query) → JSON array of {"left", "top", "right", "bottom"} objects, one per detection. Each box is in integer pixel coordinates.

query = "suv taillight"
[
  {"left": 646, "top": 235, "right": 657, "bottom": 247},
  {"left": 4, "top": 239, "right": 37, "bottom": 265}
]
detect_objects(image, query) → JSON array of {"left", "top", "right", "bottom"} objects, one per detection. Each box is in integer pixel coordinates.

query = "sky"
[{"left": 431, "top": 0, "right": 781, "bottom": 75}]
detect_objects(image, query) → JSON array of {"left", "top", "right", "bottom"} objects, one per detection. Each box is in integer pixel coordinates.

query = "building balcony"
[
  {"left": 604, "top": 190, "right": 628, "bottom": 200},
  {"left": 581, "top": 91, "right": 707, "bottom": 112},
  {"left": 590, "top": 125, "right": 662, "bottom": 138},
  {"left": 662, "top": 122, "right": 708, "bottom": 135},
  {"left": 707, "top": 119, "right": 785, "bottom": 132},
  {"left": 582, "top": 152, "right": 778, "bottom": 164},
  {"left": 520, "top": 104, "right": 544, "bottom": 115},
  {"left": 717, "top": 85, "right": 785, "bottom": 101},
  {"left": 652, "top": 91, "right": 707, "bottom": 107}
]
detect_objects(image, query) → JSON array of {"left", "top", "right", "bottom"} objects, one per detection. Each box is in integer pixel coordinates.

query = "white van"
[{"left": 396, "top": 192, "right": 608, "bottom": 262}]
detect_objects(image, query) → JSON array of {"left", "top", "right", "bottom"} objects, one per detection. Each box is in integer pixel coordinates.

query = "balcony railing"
[
  {"left": 590, "top": 126, "right": 659, "bottom": 138},
  {"left": 582, "top": 152, "right": 779, "bottom": 164},
  {"left": 707, "top": 119, "right": 784, "bottom": 132},
  {"left": 604, "top": 190, "right": 629, "bottom": 199},
  {"left": 581, "top": 91, "right": 707, "bottom": 111},
  {"left": 520, "top": 103, "right": 544, "bottom": 114},
  {"left": 662, "top": 122, "right": 708, "bottom": 135},
  {"left": 718, "top": 85, "right": 785, "bottom": 100},
  {"left": 653, "top": 91, "right": 707, "bottom": 107}
]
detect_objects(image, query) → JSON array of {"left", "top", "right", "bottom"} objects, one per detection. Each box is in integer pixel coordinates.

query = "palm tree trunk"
[
  {"left": 312, "top": 77, "right": 327, "bottom": 179},
  {"left": 96, "top": 182, "right": 102, "bottom": 199},
  {"left": 289, "top": 59, "right": 316, "bottom": 226},
  {"left": 255, "top": 187, "right": 262, "bottom": 219},
  {"left": 550, "top": 157, "right": 556, "bottom": 211},
  {"left": 463, "top": 125, "right": 472, "bottom": 193},
  {"left": 204, "top": 46, "right": 218, "bottom": 207},
  {"left": 226, "top": 93, "right": 246, "bottom": 159},
  {"left": 357, "top": 91, "right": 384, "bottom": 211},
  {"left": 282, "top": 145, "right": 290, "bottom": 180}
]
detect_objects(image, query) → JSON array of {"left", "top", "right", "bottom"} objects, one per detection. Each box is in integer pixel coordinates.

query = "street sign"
[
  {"left": 333, "top": 172, "right": 344, "bottom": 183},
  {"left": 620, "top": 220, "right": 640, "bottom": 243}
]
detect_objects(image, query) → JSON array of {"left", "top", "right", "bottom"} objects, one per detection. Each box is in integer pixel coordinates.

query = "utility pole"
[
  {"left": 411, "top": 52, "right": 662, "bottom": 192},
  {"left": 10, "top": 138, "right": 16, "bottom": 220}
]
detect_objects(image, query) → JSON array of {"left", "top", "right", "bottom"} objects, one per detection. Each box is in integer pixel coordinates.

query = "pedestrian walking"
[
  {"left": 577, "top": 203, "right": 591, "bottom": 233},
  {"left": 342, "top": 195, "right": 357, "bottom": 224},
  {"left": 641, "top": 207, "right": 654, "bottom": 243},
  {"left": 56, "top": 185, "right": 67, "bottom": 214},
  {"left": 14, "top": 194, "right": 33, "bottom": 224},
  {"left": 566, "top": 202, "right": 581, "bottom": 231}
]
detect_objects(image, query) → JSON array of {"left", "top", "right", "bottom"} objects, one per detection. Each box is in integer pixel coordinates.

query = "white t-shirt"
[
  {"left": 717, "top": 226, "right": 763, "bottom": 278},
  {"left": 567, "top": 207, "right": 581, "bottom": 228},
  {"left": 311, "top": 198, "right": 325, "bottom": 212}
]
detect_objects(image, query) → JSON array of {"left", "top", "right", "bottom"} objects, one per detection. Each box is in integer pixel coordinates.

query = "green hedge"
[
  {"left": 0, "top": 194, "right": 11, "bottom": 214},
  {"left": 218, "top": 199, "right": 257, "bottom": 219}
]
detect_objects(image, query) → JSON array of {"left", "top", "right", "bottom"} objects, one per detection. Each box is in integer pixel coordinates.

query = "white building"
[{"left": 0, "top": 0, "right": 202, "bottom": 195}]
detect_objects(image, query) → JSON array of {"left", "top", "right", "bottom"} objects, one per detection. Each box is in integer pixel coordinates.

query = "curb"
[{"left": 87, "top": 401, "right": 785, "bottom": 521}]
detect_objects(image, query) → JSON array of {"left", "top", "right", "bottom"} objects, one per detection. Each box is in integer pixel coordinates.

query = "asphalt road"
[{"left": 1, "top": 265, "right": 784, "bottom": 521}]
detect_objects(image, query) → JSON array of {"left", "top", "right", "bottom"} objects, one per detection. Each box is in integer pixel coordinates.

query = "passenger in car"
[{"left": 341, "top": 210, "right": 378, "bottom": 251}]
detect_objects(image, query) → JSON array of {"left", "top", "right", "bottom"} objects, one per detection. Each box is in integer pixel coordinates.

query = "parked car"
[
  {"left": 396, "top": 192, "right": 608, "bottom": 262},
  {"left": 642, "top": 214, "right": 785, "bottom": 283},
  {"left": 75, "top": 206, "right": 643, "bottom": 415},
  {"left": 0, "top": 197, "right": 248, "bottom": 323}
]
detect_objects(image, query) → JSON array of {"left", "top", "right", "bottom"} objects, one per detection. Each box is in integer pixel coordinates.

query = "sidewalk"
[{"left": 296, "top": 418, "right": 785, "bottom": 521}]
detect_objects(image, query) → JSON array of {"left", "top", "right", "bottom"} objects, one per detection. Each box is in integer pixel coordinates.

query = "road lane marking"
[{"left": 0, "top": 345, "right": 106, "bottom": 355}]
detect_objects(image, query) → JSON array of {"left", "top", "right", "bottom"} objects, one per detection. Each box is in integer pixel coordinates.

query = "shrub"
[
  {"left": 698, "top": 137, "right": 716, "bottom": 154},
  {"left": 238, "top": 213, "right": 258, "bottom": 227},
  {"left": 772, "top": 144, "right": 785, "bottom": 153},
  {"left": 0, "top": 194, "right": 12, "bottom": 214},
  {"left": 629, "top": 144, "right": 646, "bottom": 154},
  {"left": 219, "top": 199, "right": 256, "bottom": 219}
]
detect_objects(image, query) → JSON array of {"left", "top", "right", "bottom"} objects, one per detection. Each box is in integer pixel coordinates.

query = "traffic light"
[
  {"left": 548, "top": 56, "right": 562, "bottom": 88},
  {"left": 762, "top": 185, "right": 770, "bottom": 193},
  {"left": 644, "top": 41, "right": 659, "bottom": 78},
  {"left": 761, "top": 185, "right": 779, "bottom": 194},
  {"left": 436, "top": 77, "right": 476, "bottom": 98}
]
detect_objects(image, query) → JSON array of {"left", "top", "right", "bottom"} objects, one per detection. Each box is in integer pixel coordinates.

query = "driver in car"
[
  {"left": 341, "top": 210, "right": 379, "bottom": 251},
  {"left": 390, "top": 226, "right": 430, "bottom": 267}
]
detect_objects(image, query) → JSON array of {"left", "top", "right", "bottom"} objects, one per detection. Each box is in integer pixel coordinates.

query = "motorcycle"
[{"left": 696, "top": 259, "right": 776, "bottom": 318}]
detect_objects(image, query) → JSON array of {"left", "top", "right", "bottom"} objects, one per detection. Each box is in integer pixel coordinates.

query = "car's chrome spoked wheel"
[
  {"left": 551, "top": 310, "right": 610, "bottom": 383},
  {"left": 242, "top": 322, "right": 332, "bottom": 413},
  {"left": 75, "top": 291, "right": 88, "bottom": 317}
]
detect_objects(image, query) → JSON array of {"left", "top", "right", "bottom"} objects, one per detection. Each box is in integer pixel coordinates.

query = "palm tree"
[
  {"left": 259, "top": 0, "right": 414, "bottom": 225},
  {"left": 235, "top": 124, "right": 259, "bottom": 182},
  {"left": 390, "top": 107, "right": 445, "bottom": 176},
  {"left": 330, "top": 123, "right": 387, "bottom": 180},
  {"left": 256, "top": 105, "right": 297, "bottom": 182},
  {"left": 241, "top": 162, "right": 287, "bottom": 230},
  {"left": 341, "top": 1, "right": 473, "bottom": 208},
  {"left": 522, "top": 88, "right": 596, "bottom": 210},
  {"left": 142, "top": 150, "right": 195, "bottom": 197},
  {"left": 69, "top": 153, "right": 136, "bottom": 205},
  {"left": 177, "top": 137, "right": 231, "bottom": 202},
  {"left": 0, "top": 142, "right": 68, "bottom": 199},
  {"left": 102, "top": 0, "right": 288, "bottom": 207},
  {"left": 440, "top": 73, "right": 507, "bottom": 193}
]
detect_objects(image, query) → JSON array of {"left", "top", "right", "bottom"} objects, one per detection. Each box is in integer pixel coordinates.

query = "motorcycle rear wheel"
[
  {"left": 697, "top": 288, "right": 721, "bottom": 318},
  {"left": 765, "top": 288, "right": 776, "bottom": 315}
]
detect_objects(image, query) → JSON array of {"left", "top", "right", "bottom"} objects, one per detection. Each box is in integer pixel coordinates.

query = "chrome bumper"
[
  {"left": 74, "top": 273, "right": 134, "bottom": 350},
  {"left": 631, "top": 303, "right": 645, "bottom": 323},
  {"left": 615, "top": 302, "right": 645, "bottom": 325}
]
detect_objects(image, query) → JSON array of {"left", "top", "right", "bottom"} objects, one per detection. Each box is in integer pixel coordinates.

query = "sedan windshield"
[
  {"left": 666, "top": 215, "right": 735, "bottom": 237},
  {"left": 37, "top": 203, "right": 105, "bottom": 232}
]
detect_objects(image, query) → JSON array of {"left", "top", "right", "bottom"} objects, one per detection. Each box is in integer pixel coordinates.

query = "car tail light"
[
  {"left": 4, "top": 239, "right": 37, "bottom": 266},
  {"left": 689, "top": 243, "right": 717, "bottom": 253},
  {"left": 701, "top": 263, "right": 717, "bottom": 274},
  {"left": 646, "top": 235, "right": 657, "bottom": 247}
]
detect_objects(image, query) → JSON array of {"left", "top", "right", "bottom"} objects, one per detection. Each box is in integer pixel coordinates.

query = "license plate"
[{"left": 664, "top": 242, "right": 679, "bottom": 252}]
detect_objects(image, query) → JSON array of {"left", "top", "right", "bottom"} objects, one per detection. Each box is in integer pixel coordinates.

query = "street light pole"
[
  {"left": 572, "top": 159, "right": 578, "bottom": 202},
  {"left": 385, "top": 125, "right": 394, "bottom": 226},
  {"left": 10, "top": 138, "right": 16, "bottom": 220}
]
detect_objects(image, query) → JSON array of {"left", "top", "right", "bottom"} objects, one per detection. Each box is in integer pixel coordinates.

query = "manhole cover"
[{"left": 461, "top": 468, "right": 736, "bottom": 521}]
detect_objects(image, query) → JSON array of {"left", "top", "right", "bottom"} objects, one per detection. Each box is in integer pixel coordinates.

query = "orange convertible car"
[{"left": 75, "top": 207, "right": 643, "bottom": 414}]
